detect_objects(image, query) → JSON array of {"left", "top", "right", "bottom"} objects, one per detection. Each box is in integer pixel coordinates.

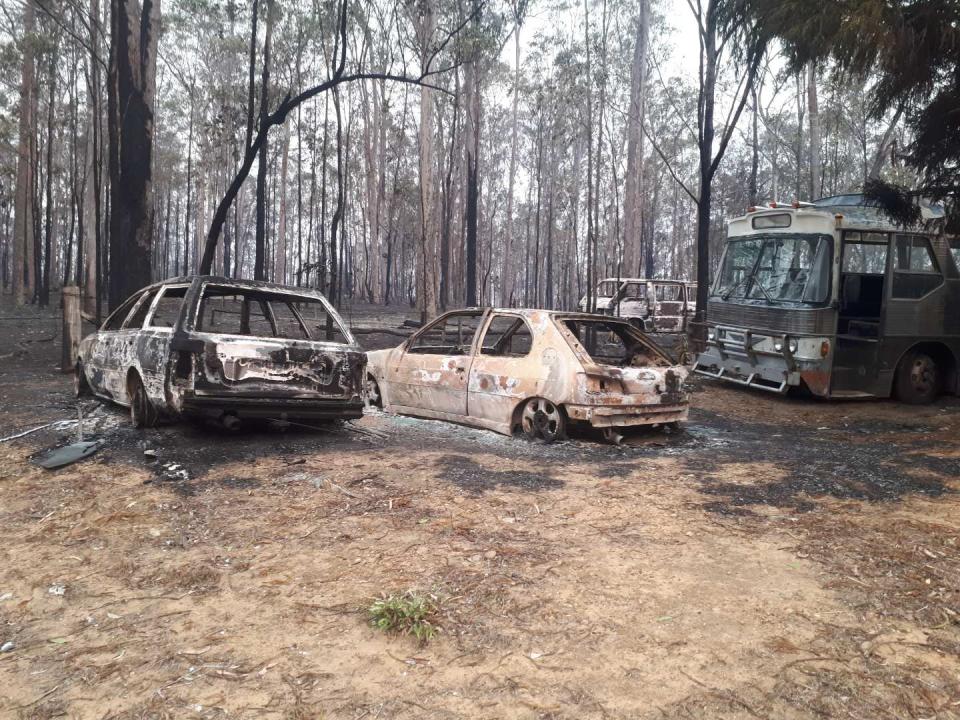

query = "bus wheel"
[{"left": 895, "top": 350, "right": 941, "bottom": 405}]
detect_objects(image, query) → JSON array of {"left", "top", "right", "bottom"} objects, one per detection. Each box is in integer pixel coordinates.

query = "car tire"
[
  {"left": 74, "top": 362, "right": 91, "bottom": 398},
  {"left": 895, "top": 350, "right": 940, "bottom": 405},
  {"left": 520, "top": 398, "right": 567, "bottom": 443},
  {"left": 366, "top": 373, "right": 383, "bottom": 409},
  {"left": 129, "top": 374, "right": 158, "bottom": 429}
]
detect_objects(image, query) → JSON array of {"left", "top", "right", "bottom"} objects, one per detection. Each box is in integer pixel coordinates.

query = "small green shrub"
[{"left": 368, "top": 590, "right": 440, "bottom": 642}]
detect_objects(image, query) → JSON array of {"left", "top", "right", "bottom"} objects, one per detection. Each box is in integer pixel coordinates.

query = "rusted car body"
[
  {"left": 76, "top": 276, "right": 365, "bottom": 427},
  {"left": 365, "top": 308, "right": 688, "bottom": 440},
  {"left": 578, "top": 278, "right": 697, "bottom": 332}
]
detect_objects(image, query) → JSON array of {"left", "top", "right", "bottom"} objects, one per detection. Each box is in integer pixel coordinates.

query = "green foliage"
[
  {"left": 745, "top": 0, "right": 960, "bottom": 228},
  {"left": 368, "top": 591, "right": 440, "bottom": 642}
]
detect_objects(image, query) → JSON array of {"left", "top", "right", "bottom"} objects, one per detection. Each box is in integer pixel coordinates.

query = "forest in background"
[{"left": 0, "top": 0, "right": 911, "bottom": 320}]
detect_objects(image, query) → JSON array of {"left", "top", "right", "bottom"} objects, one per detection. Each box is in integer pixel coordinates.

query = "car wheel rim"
[{"left": 522, "top": 399, "right": 561, "bottom": 440}]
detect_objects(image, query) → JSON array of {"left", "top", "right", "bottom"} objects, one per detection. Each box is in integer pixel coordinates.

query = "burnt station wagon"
[{"left": 76, "top": 276, "right": 365, "bottom": 428}]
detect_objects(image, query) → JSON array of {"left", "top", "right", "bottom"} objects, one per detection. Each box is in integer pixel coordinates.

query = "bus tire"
[{"left": 895, "top": 349, "right": 941, "bottom": 405}]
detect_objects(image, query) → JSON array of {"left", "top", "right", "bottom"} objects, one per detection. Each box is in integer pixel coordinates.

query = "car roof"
[
  {"left": 138, "top": 275, "right": 332, "bottom": 297},
  {"left": 597, "top": 277, "right": 692, "bottom": 285},
  {"left": 447, "top": 307, "right": 648, "bottom": 323}
]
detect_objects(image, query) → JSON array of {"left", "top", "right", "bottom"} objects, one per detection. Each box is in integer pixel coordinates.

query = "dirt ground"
[{"left": 1, "top": 305, "right": 958, "bottom": 720}]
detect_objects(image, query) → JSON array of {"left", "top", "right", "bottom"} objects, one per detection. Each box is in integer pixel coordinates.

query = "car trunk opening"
[{"left": 189, "top": 286, "right": 363, "bottom": 399}]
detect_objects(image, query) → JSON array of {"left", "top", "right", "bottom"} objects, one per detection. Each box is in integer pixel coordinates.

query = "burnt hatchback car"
[
  {"left": 365, "top": 308, "right": 688, "bottom": 442},
  {"left": 76, "top": 276, "right": 365, "bottom": 428}
]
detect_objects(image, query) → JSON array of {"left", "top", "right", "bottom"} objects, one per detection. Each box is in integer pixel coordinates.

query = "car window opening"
[
  {"left": 198, "top": 286, "right": 348, "bottom": 343},
  {"left": 147, "top": 287, "right": 187, "bottom": 328},
  {"left": 408, "top": 313, "right": 483, "bottom": 355},
  {"left": 563, "top": 319, "right": 669, "bottom": 368},
  {"left": 481, "top": 316, "right": 533, "bottom": 357}
]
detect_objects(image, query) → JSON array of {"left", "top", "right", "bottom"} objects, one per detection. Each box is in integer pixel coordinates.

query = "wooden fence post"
[{"left": 62, "top": 286, "right": 81, "bottom": 372}]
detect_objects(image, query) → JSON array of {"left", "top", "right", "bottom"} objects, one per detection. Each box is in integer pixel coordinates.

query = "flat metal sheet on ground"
[{"left": 34, "top": 440, "right": 103, "bottom": 470}]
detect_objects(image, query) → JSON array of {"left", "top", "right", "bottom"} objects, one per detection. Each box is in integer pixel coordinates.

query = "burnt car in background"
[
  {"left": 76, "top": 277, "right": 365, "bottom": 428},
  {"left": 578, "top": 277, "right": 698, "bottom": 333},
  {"left": 365, "top": 308, "right": 688, "bottom": 442}
]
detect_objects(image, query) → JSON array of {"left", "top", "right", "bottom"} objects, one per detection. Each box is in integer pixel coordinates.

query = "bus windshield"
[{"left": 715, "top": 235, "right": 831, "bottom": 304}]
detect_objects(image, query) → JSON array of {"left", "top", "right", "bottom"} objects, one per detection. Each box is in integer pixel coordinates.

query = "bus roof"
[{"left": 728, "top": 193, "right": 944, "bottom": 237}]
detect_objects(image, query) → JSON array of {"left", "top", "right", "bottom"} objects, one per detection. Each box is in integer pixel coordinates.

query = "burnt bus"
[{"left": 694, "top": 194, "right": 960, "bottom": 403}]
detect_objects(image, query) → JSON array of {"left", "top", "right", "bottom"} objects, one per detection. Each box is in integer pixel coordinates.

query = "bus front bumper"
[{"left": 693, "top": 331, "right": 833, "bottom": 397}]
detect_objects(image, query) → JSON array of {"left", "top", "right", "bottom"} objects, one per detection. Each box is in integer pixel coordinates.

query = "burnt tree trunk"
[
  {"left": 107, "top": 0, "right": 160, "bottom": 310},
  {"left": 254, "top": 0, "right": 275, "bottom": 281},
  {"left": 13, "top": 0, "right": 37, "bottom": 306}
]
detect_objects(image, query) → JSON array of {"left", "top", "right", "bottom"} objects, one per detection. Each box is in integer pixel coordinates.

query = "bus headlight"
[
  {"left": 707, "top": 327, "right": 716, "bottom": 341},
  {"left": 774, "top": 337, "right": 798, "bottom": 354}
]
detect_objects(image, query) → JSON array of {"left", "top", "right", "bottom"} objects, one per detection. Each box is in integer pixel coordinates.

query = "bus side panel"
[{"left": 883, "top": 269, "right": 960, "bottom": 396}]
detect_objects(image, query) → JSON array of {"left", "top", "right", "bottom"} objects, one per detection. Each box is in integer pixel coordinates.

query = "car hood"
[{"left": 578, "top": 297, "right": 613, "bottom": 311}]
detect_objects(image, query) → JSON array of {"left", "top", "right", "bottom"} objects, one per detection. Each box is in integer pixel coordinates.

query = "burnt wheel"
[
  {"left": 895, "top": 350, "right": 940, "bottom": 405},
  {"left": 74, "top": 362, "right": 91, "bottom": 398},
  {"left": 365, "top": 374, "right": 383, "bottom": 409},
  {"left": 129, "top": 374, "right": 157, "bottom": 429},
  {"left": 520, "top": 398, "right": 566, "bottom": 443}
]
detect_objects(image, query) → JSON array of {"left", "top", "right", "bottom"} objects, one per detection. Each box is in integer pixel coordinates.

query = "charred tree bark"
[
  {"left": 107, "top": 0, "right": 160, "bottom": 310},
  {"left": 416, "top": 0, "right": 438, "bottom": 320},
  {"left": 749, "top": 84, "right": 759, "bottom": 206},
  {"left": 622, "top": 0, "right": 649, "bottom": 278},
  {"left": 254, "top": 0, "right": 275, "bottom": 281},
  {"left": 13, "top": 0, "right": 37, "bottom": 307},
  {"left": 501, "top": 1, "right": 524, "bottom": 307},
  {"left": 462, "top": 0, "right": 481, "bottom": 307},
  {"left": 41, "top": 41, "right": 58, "bottom": 307}
]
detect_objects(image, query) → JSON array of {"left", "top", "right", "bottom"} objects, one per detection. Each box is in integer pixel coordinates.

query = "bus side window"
[
  {"left": 949, "top": 239, "right": 960, "bottom": 276},
  {"left": 892, "top": 235, "right": 943, "bottom": 299}
]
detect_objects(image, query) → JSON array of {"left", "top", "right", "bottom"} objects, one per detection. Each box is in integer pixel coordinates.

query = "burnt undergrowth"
[
  {"left": 685, "top": 408, "right": 958, "bottom": 515},
  {"left": 434, "top": 454, "right": 564, "bottom": 495}
]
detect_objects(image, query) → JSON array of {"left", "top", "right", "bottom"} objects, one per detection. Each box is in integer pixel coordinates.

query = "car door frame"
[
  {"left": 85, "top": 292, "right": 144, "bottom": 399},
  {"left": 386, "top": 309, "right": 489, "bottom": 422},
  {"left": 137, "top": 282, "right": 191, "bottom": 408},
  {"left": 467, "top": 311, "right": 538, "bottom": 434},
  {"left": 106, "top": 288, "right": 163, "bottom": 405}
]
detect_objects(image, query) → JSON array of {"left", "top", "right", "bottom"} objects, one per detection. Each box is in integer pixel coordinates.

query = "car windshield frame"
[
  {"left": 596, "top": 280, "right": 622, "bottom": 297},
  {"left": 713, "top": 233, "right": 833, "bottom": 306}
]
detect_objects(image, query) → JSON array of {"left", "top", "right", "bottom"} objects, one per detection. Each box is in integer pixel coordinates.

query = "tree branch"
[{"left": 642, "top": 120, "right": 698, "bottom": 204}]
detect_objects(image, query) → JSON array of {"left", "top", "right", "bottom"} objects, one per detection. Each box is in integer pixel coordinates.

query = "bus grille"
[{"left": 707, "top": 301, "right": 834, "bottom": 335}]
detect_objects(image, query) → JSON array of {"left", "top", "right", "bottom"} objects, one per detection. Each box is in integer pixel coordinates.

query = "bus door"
[{"left": 832, "top": 231, "right": 889, "bottom": 395}]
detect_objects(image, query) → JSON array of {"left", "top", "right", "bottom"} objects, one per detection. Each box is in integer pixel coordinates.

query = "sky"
[{"left": 504, "top": 0, "right": 703, "bottom": 79}]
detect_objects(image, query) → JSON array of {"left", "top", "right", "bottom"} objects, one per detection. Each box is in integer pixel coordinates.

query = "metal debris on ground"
[
  {"left": 33, "top": 440, "right": 104, "bottom": 470},
  {"left": 159, "top": 463, "right": 190, "bottom": 482}
]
